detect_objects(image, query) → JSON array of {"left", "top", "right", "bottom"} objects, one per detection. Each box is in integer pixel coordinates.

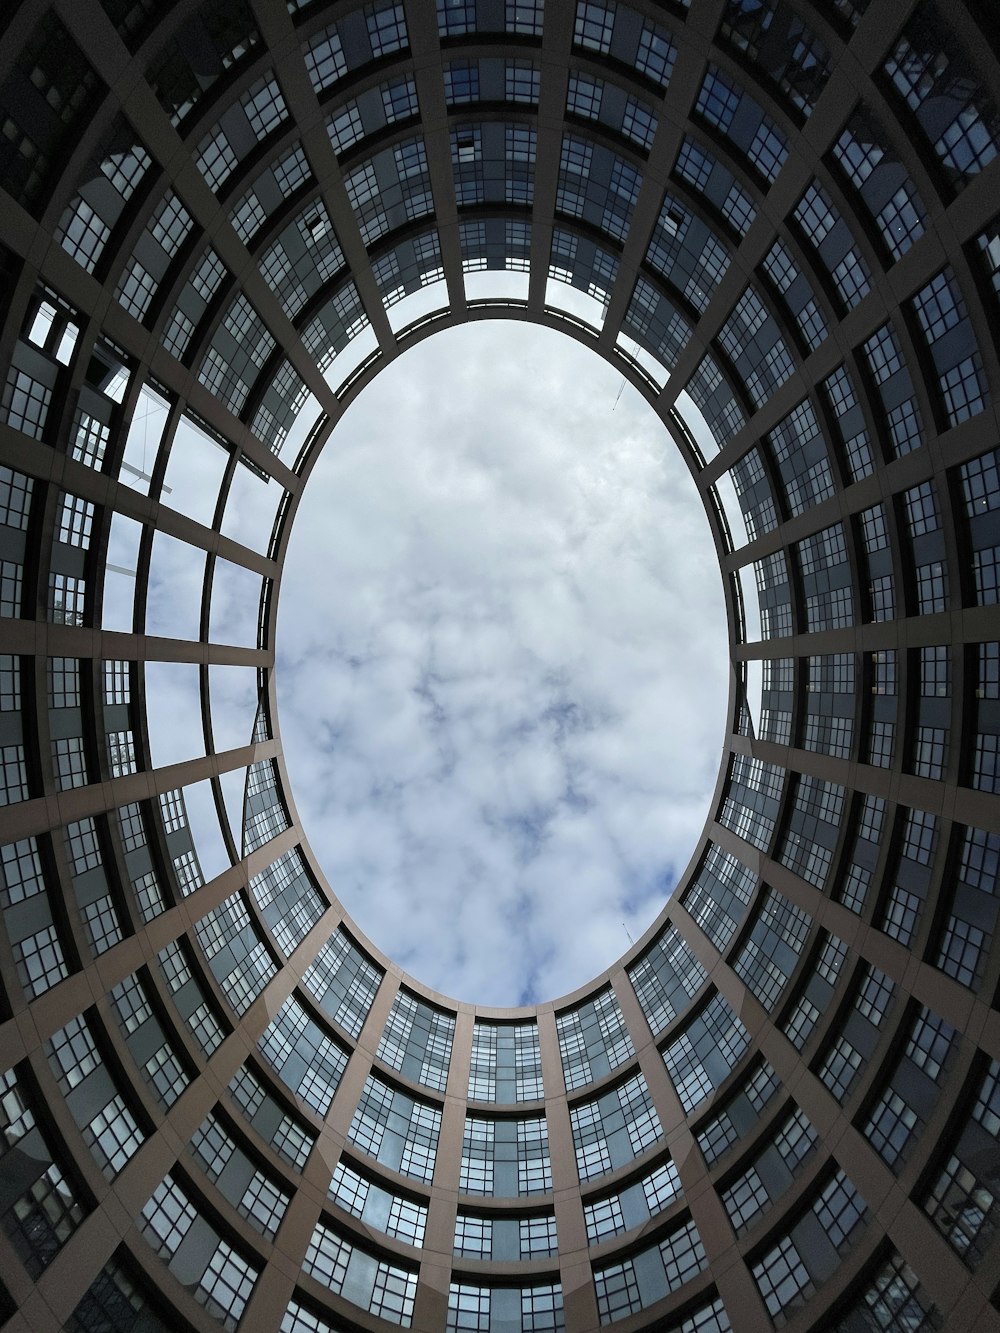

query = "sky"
[{"left": 275, "top": 320, "right": 729, "bottom": 1006}]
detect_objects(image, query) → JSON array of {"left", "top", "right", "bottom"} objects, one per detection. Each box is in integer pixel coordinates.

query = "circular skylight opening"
[{"left": 277, "top": 322, "right": 729, "bottom": 1005}]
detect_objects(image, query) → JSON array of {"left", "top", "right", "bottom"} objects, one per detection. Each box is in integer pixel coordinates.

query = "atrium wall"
[{"left": 0, "top": 0, "right": 999, "bottom": 1329}]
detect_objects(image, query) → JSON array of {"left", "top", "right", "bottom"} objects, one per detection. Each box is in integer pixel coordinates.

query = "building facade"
[{"left": 0, "top": 0, "right": 999, "bottom": 1329}]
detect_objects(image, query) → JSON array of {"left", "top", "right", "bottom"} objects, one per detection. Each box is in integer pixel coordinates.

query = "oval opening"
[{"left": 277, "top": 321, "right": 729, "bottom": 1005}]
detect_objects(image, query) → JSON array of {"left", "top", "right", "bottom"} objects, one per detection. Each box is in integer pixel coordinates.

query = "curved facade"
[{"left": 0, "top": 0, "right": 999, "bottom": 1329}]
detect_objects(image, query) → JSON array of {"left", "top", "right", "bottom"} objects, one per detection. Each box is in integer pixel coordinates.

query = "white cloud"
[{"left": 276, "top": 321, "right": 729, "bottom": 1005}]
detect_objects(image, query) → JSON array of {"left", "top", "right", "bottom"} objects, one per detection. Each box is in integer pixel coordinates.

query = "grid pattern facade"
[{"left": 0, "top": 0, "right": 999, "bottom": 1330}]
